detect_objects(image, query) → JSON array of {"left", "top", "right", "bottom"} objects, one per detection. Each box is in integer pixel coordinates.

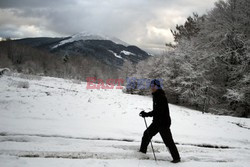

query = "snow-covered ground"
[{"left": 0, "top": 74, "right": 249, "bottom": 167}]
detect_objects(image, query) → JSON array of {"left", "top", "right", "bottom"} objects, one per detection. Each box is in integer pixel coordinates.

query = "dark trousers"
[{"left": 139, "top": 123, "right": 180, "bottom": 160}]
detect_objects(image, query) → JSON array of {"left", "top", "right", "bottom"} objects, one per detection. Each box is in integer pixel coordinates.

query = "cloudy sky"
[{"left": 0, "top": 0, "right": 217, "bottom": 53}]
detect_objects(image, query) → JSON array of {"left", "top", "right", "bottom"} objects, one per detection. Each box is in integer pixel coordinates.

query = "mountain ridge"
[{"left": 14, "top": 32, "right": 151, "bottom": 68}]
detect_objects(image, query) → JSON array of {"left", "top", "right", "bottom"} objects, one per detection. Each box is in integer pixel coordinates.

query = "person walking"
[{"left": 139, "top": 79, "right": 181, "bottom": 163}]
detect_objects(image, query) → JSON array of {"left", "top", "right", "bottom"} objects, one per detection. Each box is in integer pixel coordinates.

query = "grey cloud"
[
  {"left": 0, "top": 0, "right": 76, "bottom": 8},
  {"left": 0, "top": 0, "right": 217, "bottom": 52}
]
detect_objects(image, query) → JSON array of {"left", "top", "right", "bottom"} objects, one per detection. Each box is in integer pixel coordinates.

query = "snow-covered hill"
[
  {"left": 0, "top": 74, "right": 250, "bottom": 167},
  {"left": 14, "top": 33, "right": 151, "bottom": 68},
  {"left": 52, "top": 31, "right": 129, "bottom": 49}
]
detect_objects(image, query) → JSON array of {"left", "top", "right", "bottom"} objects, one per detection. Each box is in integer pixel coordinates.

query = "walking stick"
[{"left": 143, "top": 117, "right": 157, "bottom": 162}]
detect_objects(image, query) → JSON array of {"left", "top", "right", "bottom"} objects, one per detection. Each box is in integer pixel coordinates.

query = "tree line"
[
  {"left": 0, "top": 38, "right": 119, "bottom": 82},
  {"left": 123, "top": 0, "right": 250, "bottom": 117}
]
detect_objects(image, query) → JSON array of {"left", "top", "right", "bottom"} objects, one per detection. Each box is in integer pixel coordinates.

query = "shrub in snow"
[
  {"left": 72, "top": 79, "right": 81, "bottom": 84},
  {"left": 18, "top": 73, "right": 42, "bottom": 80},
  {"left": 45, "top": 92, "right": 51, "bottom": 96},
  {"left": 17, "top": 81, "right": 30, "bottom": 89},
  {"left": 0, "top": 68, "right": 10, "bottom": 77},
  {"left": 88, "top": 98, "right": 91, "bottom": 103},
  {"left": 224, "top": 89, "right": 244, "bottom": 102}
]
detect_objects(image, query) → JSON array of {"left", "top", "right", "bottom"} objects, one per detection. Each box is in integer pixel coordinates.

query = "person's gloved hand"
[{"left": 139, "top": 111, "right": 147, "bottom": 118}]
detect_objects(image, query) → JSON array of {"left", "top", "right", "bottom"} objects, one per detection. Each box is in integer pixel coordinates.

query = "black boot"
[
  {"left": 138, "top": 150, "right": 146, "bottom": 154},
  {"left": 171, "top": 159, "right": 181, "bottom": 163}
]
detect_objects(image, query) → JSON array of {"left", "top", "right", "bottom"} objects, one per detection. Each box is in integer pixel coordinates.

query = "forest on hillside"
[
  {"left": 0, "top": 39, "right": 120, "bottom": 81},
  {"left": 123, "top": 0, "right": 250, "bottom": 117}
]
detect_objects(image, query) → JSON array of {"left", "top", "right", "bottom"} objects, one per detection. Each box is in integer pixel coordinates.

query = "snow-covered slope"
[
  {"left": 52, "top": 31, "right": 129, "bottom": 49},
  {"left": 14, "top": 34, "right": 151, "bottom": 68},
  {"left": 0, "top": 74, "right": 250, "bottom": 167}
]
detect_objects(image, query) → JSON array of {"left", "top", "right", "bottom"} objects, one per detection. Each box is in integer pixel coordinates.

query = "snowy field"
[{"left": 0, "top": 74, "right": 250, "bottom": 167}]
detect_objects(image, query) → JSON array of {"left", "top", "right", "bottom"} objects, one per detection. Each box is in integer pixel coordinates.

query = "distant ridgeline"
[
  {"left": 0, "top": 33, "right": 151, "bottom": 80},
  {"left": 15, "top": 32, "right": 151, "bottom": 68}
]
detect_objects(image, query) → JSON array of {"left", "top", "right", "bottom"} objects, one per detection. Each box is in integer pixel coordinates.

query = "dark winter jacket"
[{"left": 147, "top": 89, "right": 171, "bottom": 127}]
